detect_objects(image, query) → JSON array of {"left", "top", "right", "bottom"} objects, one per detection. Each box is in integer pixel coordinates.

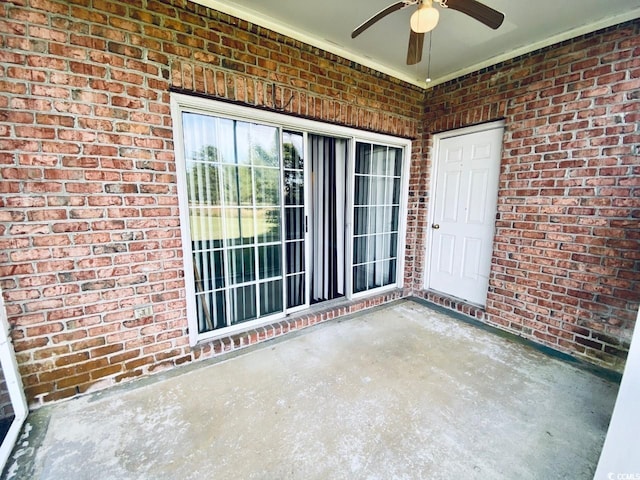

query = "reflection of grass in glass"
[{"left": 189, "top": 206, "right": 279, "bottom": 242}]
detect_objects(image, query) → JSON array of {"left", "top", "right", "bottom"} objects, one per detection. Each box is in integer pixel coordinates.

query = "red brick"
[{"left": 1, "top": 0, "right": 635, "bottom": 408}]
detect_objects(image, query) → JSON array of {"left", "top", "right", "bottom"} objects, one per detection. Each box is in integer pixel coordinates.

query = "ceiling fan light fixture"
[{"left": 410, "top": 1, "right": 439, "bottom": 34}]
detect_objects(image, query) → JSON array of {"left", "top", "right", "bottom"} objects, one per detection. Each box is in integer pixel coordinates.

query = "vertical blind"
[{"left": 310, "top": 135, "right": 347, "bottom": 303}]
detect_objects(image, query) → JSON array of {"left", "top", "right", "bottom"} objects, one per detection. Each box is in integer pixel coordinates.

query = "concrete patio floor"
[{"left": 2, "top": 300, "right": 620, "bottom": 479}]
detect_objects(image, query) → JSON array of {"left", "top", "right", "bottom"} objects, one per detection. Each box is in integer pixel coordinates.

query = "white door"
[{"left": 427, "top": 125, "right": 503, "bottom": 306}]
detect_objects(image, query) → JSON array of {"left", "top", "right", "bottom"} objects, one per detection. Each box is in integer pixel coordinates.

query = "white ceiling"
[{"left": 195, "top": 0, "right": 640, "bottom": 88}]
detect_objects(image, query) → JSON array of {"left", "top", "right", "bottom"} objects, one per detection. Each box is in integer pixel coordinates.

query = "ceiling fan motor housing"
[
  {"left": 410, "top": 0, "right": 440, "bottom": 33},
  {"left": 352, "top": 0, "right": 505, "bottom": 64}
]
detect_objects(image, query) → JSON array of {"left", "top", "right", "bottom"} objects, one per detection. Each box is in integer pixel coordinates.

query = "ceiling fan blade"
[
  {"left": 406, "top": 30, "right": 425, "bottom": 65},
  {"left": 444, "top": 0, "right": 504, "bottom": 29},
  {"left": 352, "top": 1, "right": 409, "bottom": 39}
]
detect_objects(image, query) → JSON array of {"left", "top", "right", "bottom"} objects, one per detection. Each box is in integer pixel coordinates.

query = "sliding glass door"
[
  {"left": 173, "top": 93, "right": 409, "bottom": 344},
  {"left": 182, "top": 113, "right": 286, "bottom": 333}
]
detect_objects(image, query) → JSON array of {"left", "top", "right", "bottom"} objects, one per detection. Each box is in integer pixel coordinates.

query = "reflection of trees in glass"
[
  {"left": 187, "top": 144, "right": 283, "bottom": 206},
  {"left": 255, "top": 168, "right": 280, "bottom": 206},
  {"left": 187, "top": 146, "right": 221, "bottom": 205},
  {"left": 251, "top": 143, "right": 279, "bottom": 167},
  {"left": 224, "top": 166, "right": 253, "bottom": 206},
  {"left": 187, "top": 142, "right": 283, "bottom": 245},
  {"left": 283, "top": 142, "right": 304, "bottom": 206},
  {"left": 253, "top": 142, "right": 280, "bottom": 207},
  {"left": 199, "top": 145, "right": 221, "bottom": 162},
  {"left": 283, "top": 134, "right": 304, "bottom": 169}
]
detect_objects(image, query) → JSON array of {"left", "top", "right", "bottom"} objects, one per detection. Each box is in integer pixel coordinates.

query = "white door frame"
[
  {"left": 424, "top": 120, "right": 505, "bottom": 298},
  {"left": 0, "top": 289, "right": 28, "bottom": 472}
]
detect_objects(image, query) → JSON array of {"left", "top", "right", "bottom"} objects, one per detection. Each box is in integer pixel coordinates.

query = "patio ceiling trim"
[
  {"left": 190, "top": 0, "right": 428, "bottom": 88},
  {"left": 426, "top": 8, "right": 640, "bottom": 88},
  {"left": 190, "top": 1, "right": 640, "bottom": 90}
]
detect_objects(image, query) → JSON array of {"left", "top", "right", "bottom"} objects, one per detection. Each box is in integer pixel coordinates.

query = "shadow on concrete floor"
[{"left": 2, "top": 300, "right": 620, "bottom": 480}]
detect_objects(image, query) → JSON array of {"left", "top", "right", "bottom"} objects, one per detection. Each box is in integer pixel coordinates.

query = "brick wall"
[
  {"left": 409, "top": 20, "right": 640, "bottom": 370},
  {"left": 0, "top": 0, "right": 637, "bottom": 408},
  {"left": 0, "top": 0, "right": 423, "bottom": 406}
]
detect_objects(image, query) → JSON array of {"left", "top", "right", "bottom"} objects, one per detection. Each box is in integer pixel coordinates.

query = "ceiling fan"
[{"left": 351, "top": 0, "right": 505, "bottom": 65}]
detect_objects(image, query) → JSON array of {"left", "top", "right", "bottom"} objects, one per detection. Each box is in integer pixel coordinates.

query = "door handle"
[{"left": 431, "top": 224, "right": 440, "bottom": 229}]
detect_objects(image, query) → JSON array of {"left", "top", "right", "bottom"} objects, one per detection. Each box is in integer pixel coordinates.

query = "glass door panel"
[
  {"left": 352, "top": 142, "right": 403, "bottom": 294},
  {"left": 283, "top": 131, "right": 307, "bottom": 309},
  {"left": 182, "top": 113, "right": 285, "bottom": 332}
]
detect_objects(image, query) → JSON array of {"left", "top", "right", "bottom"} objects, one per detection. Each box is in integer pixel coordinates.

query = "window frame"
[
  {"left": 350, "top": 142, "right": 404, "bottom": 297},
  {"left": 171, "top": 93, "right": 411, "bottom": 346}
]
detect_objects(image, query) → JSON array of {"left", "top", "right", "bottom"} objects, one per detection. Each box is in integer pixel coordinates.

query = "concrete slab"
[{"left": 2, "top": 300, "right": 619, "bottom": 479}]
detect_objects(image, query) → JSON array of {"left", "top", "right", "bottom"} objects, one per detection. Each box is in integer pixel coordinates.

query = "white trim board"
[
  {"left": 190, "top": 1, "right": 640, "bottom": 89},
  {"left": 0, "top": 289, "right": 28, "bottom": 472},
  {"left": 594, "top": 307, "right": 640, "bottom": 477}
]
